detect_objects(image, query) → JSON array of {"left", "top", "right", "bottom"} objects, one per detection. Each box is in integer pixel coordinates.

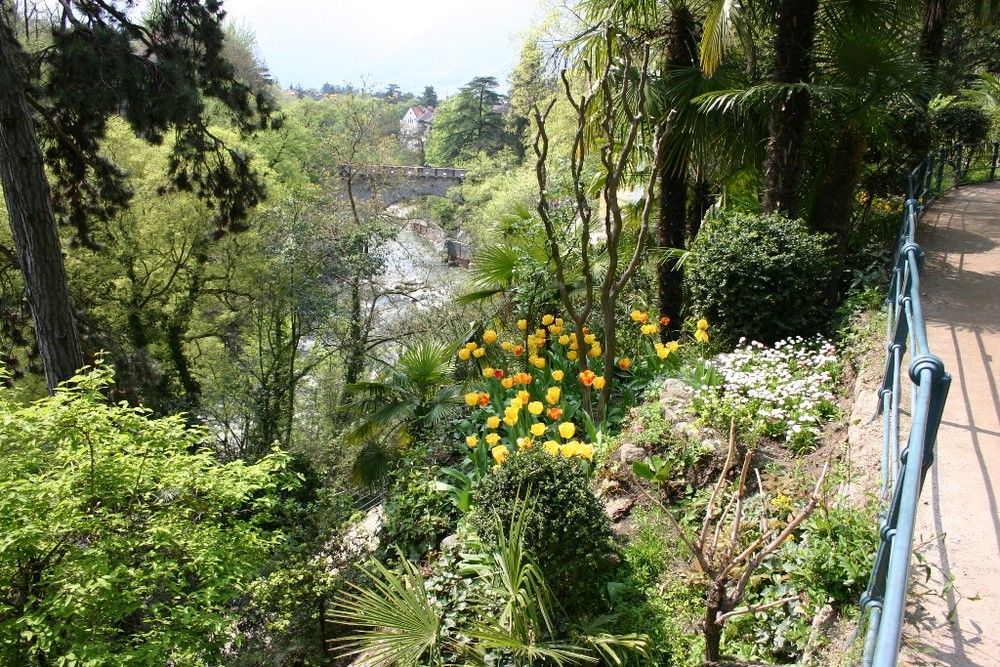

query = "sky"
[{"left": 219, "top": 0, "right": 549, "bottom": 97}]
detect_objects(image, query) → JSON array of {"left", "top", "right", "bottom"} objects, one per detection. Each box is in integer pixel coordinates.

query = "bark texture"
[
  {"left": 0, "top": 13, "right": 84, "bottom": 390},
  {"left": 762, "top": 0, "right": 820, "bottom": 218}
]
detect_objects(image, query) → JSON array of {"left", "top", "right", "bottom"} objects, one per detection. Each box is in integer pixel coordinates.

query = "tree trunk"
[
  {"left": 0, "top": 14, "right": 84, "bottom": 391},
  {"left": 918, "top": 0, "right": 950, "bottom": 71},
  {"left": 656, "top": 5, "right": 698, "bottom": 341},
  {"left": 762, "top": 0, "right": 819, "bottom": 218},
  {"left": 812, "top": 124, "right": 867, "bottom": 306},
  {"left": 703, "top": 581, "right": 726, "bottom": 665},
  {"left": 657, "top": 167, "right": 686, "bottom": 341}
]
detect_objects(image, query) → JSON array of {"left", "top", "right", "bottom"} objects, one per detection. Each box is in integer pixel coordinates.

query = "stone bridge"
[{"left": 337, "top": 165, "right": 466, "bottom": 205}]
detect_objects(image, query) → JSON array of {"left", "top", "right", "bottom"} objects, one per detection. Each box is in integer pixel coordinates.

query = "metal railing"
[{"left": 853, "top": 140, "right": 1000, "bottom": 664}]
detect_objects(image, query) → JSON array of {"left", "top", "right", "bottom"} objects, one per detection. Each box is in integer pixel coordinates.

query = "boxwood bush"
[
  {"left": 686, "top": 212, "right": 833, "bottom": 346},
  {"left": 471, "top": 448, "right": 614, "bottom": 616}
]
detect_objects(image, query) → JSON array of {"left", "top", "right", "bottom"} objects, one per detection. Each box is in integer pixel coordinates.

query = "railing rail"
[{"left": 853, "top": 141, "right": 1000, "bottom": 664}]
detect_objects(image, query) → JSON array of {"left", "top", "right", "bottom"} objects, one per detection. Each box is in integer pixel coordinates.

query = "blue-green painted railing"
[{"left": 856, "top": 141, "right": 1000, "bottom": 665}]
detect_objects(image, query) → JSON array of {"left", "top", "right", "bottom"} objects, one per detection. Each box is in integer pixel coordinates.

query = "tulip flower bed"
[
  {"left": 689, "top": 335, "right": 839, "bottom": 453},
  {"left": 453, "top": 312, "right": 709, "bottom": 477}
]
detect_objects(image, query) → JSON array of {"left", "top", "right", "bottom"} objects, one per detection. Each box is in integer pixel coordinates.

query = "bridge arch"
[{"left": 337, "top": 165, "right": 467, "bottom": 206}]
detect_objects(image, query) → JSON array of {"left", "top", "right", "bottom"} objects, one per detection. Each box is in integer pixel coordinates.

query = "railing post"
[
  {"left": 991, "top": 141, "right": 999, "bottom": 181},
  {"left": 924, "top": 151, "right": 935, "bottom": 200},
  {"left": 936, "top": 147, "right": 946, "bottom": 194},
  {"left": 955, "top": 142, "right": 964, "bottom": 186}
]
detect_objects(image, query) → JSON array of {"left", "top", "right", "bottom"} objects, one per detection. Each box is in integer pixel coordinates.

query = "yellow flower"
[
  {"left": 667, "top": 341, "right": 680, "bottom": 353},
  {"left": 556, "top": 317, "right": 564, "bottom": 326},
  {"left": 472, "top": 347, "right": 486, "bottom": 358},
  {"left": 588, "top": 344, "right": 602, "bottom": 358},
  {"left": 466, "top": 435, "right": 478, "bottom": 448},
  {"left": 641, "top": 323, "right": 657, "bottom": 335},
  {"left": 531, "top": 356, "right": 546, "bottom": 369},
  {"left": 695, "top": 329, "right": 709, "bottom": 343},
  {"left": 558, "top": 334, "right": 570, "bottom": 345},
  {"left": 501, "top": 341, "right": 513, "bottom": 351},
  {"left": 697, "top": 318, "right": 709, "bottom": 330},
  {"left": 548, "top": 324, "right": 563, "bottom": 335},
  {"left": 492, "top": 445, "right": 509, "bottom": 464},
  {"left": 517, "top": 319, "right": 528, "bottom": 331},
  {"left": 503, "top": 414, "right": 518, "bottom": 427},
  {"left": 510, "top": 397, "right": 524, "bottom": 411},
  {"left": 517, "top": 390, "right": 530, "bottom": 405},
  {"left": 530, "top": 422, "right": 546, "bottom": 436},
  {"left": 483, "top": 329, "right": 498, "bottom": 344},
  {"left": 618, "top": 357, "right": 632, "bottom": 371},
  {"left": 517, "top": 437, "right": 534, "bottom": 451},
  {"left": 655, "top": 343, "right": 670, "bottom": 359},
  {"left": 464, "top": 392, "right": 479, "bottom": 406},
  {"left": 558, "top": 422, "right": 576, "bottom": 440},
  {"left": 584, "top": 333, "right": 596, "bottom": 345},
  {"left": 486, "top": 432, "right": 501, "bottom": 446},
  {"left": 541, "top": 314, "right": 555, "bottom": 326},
  {"left": 528, "top": 401, "right": 544, "bottom": 415},
  {"left": 567, "top": 350, "right": 578, "bottom": 361},
  {"left": 592, "top": 376, "right": 606, "bottom": 390},
  {"left": 465, "top": 342, "right": 478, "bottom": 351},
  {"left": 482, "top": 366, "right": 495, "bottom": 378},
  {"left": 560, "top": 440, "right": 580, "bottom": 457},
  {"left": 545, "top": 386, "right": 561, "bottom": 405},
  {"left": 629, "top": 310, "right": 644, "bottom": 322},
  {"left": 551, "top": 370, "right": 564, "bottom": 382},
  {"left": 486, "top": 415, "right": 501, "bottom": 429},
  {"left": 513, "top": 372, "right": 532, "bottom": 385},
  {"left": 501, "top": 377, "right": 516, "bottom": 389},
  {"left": 578, "top": 442, "right": 595, "bottom": 460},
  {"left": 543, "top": 440, "right": 560, "bottom": 456},
  {"left": 527, "top": 335, "right": 538, "bottom": 349},
  {"left": 458, "top": 349, "right": 471, "bottom": 361}
]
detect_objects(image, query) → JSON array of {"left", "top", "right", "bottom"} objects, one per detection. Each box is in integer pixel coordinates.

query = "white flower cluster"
[{"left": 691, "top": 335, "right": 839, "bottom": 452}]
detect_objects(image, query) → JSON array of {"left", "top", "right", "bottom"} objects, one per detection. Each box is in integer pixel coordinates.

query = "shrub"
[
  {"left": 378, "top": 463, "right": 460, "bottom": 562},
  {"left": 471, "top": 447, "right": 614, "bottom": 615},
  {"left": 686, "top": 212, "right": 833, "bottom": 346}
]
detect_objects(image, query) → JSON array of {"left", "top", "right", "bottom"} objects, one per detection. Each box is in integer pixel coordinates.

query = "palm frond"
[{"left": 329, "top": 554, "right": 442, "bottom": 666}]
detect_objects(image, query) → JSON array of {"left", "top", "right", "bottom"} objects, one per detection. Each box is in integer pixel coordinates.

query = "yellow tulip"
[
  {"left": 491, "top": 445, "right": 509, "bottom": 464},
  {"left": 545, "top": 386, "right": 561, "bottom": 404},
  {"left": 592, "top": 376, "right": 606, "bottom": 390},
  {"left": 532, "top": 356, "right": 546, "bottom": 369},
  {"left": 517, "top": 437, "right": 534, "bottom": 451},
  {"left": 501, "top": 377, "right": 515, "bottom": 389},
  {"left": 567, "top": 350, "right": 578, "bottom": 361},
  {"left": 558, "top": 422, "right": 575, "bottom": 440},
  {"left": 458, "top": 349, "right": 471, "bottom": 361},
  {"left": 579, "top": 443, "right": 596, "bottom": 460},
  {"left": 466, "top": 435, "right": 478, "bottom": 448},
  {"left": 541, "top": 314, "right": 555, "bottom": 326},
  {"left": 472, "top": 347, "right": 486, "bottom": 358},
  {"left": 528, "top": 401, "right": 543, "bottom": 415},
  {"left": 486, "top": 432, "right": 501, "bottom": 445},
  {"left": 482, "top": 367, "right": 495, "bottom": 378},
  {"left": 465, "top": 342, "right": 478, "bottom": 351},
  {"left": 483, "top": 329, "right": 498, "bottom": 344},
  {"left": 544, "top": 440, "right": 560, "bottom": 456},
  {"left": 486, "top": 415, "right": 501, "bottom": 429},
  {"left": 697, "top": 318, "right": 709, "bottom": 330},
  {"left": 464, "top": 392, "right": 479, "bottom": 406},
  {"left": 530, "top": 422, "right": 546, "bottom": 436},
  {"left": 558, "top": 335, "right": 570, "bottom": 346},
  {"left": 517, "top": 319, "right": 528, "bottom": 331},
  {"left": 629, "top": 310, "right": 644, "bottom": 322},
  {"left": 551, "top": 370, "right": 564, "bottom": 381}
]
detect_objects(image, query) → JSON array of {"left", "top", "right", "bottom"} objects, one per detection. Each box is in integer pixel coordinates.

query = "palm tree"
[{"left": 343, "top": 341, "right": 461, "bottom": 487}]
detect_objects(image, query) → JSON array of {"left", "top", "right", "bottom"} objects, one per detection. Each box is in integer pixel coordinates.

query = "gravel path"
[{"left": 895, "top": 183, "right": 1000, "bottom": 666}]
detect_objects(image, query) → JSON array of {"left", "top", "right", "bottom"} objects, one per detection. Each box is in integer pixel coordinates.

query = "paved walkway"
[{"left": 898, "top": 183, "right": 1000, "bottom": 666}]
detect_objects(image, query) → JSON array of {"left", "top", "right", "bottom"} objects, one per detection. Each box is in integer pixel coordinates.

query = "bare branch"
[{"left": 717, "top": 594, "right": 802, "bottom": 624}]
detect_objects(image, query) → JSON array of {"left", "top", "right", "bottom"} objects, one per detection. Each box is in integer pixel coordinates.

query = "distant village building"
[{"left": 400, "top": 106, "right": 435, "bottom": 151}]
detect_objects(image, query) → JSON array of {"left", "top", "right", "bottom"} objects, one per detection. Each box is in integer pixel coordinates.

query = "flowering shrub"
[{"left": 690, "top": 336, "right": 839, "bottom": 453}]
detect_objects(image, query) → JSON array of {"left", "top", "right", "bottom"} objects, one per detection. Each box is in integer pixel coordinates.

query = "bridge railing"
[
  {"left": 340, "top": 164, "right": 468, "bottom": 179},
  {"left": 854, "top": 142, "right": 1000, "bottom": 665}
]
